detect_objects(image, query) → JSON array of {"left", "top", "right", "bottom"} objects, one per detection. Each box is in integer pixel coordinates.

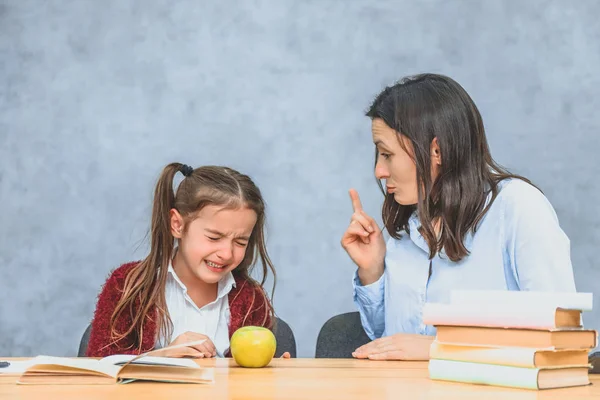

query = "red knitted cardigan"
[{"left": 86, "top": 262, "right": 273, "bottom": 357}]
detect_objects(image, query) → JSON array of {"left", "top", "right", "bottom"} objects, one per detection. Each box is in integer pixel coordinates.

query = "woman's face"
[{"left": 372, "top": 118, "right": 440, "bottom": 205}]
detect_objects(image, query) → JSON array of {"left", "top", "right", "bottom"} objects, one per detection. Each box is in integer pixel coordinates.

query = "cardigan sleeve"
[{"left": 86, "top": 264, "right": 141, "bottom": 357}]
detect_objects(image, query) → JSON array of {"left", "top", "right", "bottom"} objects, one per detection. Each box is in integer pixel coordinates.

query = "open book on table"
[{"left": 16, "top": 339, "right": 214, "bottom": 385}]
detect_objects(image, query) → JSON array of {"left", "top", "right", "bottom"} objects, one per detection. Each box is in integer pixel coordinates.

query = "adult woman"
[{"left": 341, "top": 73, "right": 576, "bottom": 360}]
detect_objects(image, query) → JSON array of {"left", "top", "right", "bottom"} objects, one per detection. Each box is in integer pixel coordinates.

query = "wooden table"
[{"left": 1, "top": 358, "right": 599, "bottom": 399}]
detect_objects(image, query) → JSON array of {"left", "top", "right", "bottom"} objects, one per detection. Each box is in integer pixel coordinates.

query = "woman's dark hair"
[{"left": 367, "top": 73, "right": 532, "bottom": 261}]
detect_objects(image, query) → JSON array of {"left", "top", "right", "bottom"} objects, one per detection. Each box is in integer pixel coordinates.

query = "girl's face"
[
  {"left": 372, "top": 118, "right": 441, "bottom": 205},
  {"left": 170, "top": 205, "right": 257, "bottom": 285}
]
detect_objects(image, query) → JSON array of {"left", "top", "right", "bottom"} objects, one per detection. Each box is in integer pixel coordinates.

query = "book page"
[
  {"left": 101, "top": 355, "right": 199, "bottom": 368},
  {"left": 24, "top": 356, "right": 120, "bottom": 378},
  {"left": 113, "top": 339, "right": 209, "bottom": 370}
]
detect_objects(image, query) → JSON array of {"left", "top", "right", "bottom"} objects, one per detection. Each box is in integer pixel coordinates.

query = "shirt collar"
[{"left": 407, "top": 212, "right": 430, "bottom": 254}]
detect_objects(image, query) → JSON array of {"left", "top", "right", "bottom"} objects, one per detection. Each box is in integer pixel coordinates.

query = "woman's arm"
[{"left": 353, "top": 270, "right": 386, "bottom": 340}]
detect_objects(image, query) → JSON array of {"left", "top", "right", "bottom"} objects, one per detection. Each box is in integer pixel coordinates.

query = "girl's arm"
[{"left": 86, "top": 266, "right": 141, "bottom": 357}]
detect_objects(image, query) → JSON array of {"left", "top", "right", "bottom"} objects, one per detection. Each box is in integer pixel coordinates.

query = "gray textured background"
[{"left": 1, "top": 0, "right": 599, "bottom": 357}]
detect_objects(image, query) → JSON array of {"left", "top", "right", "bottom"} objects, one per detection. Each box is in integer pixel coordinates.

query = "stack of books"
[{"left": 423, "top": 290, "right": 597, "bottom": 390}]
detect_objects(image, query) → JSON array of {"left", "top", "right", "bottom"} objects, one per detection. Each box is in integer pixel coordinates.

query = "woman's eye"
[
  {"left": 380, "top": 153, "right": 390, "bottom": 159},
  {"left": 207, "top": 237, "right": 220, "bottom": 241}
]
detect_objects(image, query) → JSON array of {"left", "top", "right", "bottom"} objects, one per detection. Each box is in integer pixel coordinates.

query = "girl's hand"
[{"left": 155, "top": 331, "right": 217, "bottom": 358}]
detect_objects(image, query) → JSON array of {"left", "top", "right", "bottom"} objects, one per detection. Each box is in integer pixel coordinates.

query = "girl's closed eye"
[{"left": 207, "top": 236, "right": 220, "bottom": 241}]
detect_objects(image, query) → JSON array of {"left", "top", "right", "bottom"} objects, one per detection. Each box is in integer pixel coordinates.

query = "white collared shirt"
[{"left": 156, "top": 262, "right": 236, "bottom": 357}]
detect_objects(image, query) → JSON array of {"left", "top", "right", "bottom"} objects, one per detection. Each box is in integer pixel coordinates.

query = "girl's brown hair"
[{"left": 108, "top": 163, "right": 275, "bottom": 351}]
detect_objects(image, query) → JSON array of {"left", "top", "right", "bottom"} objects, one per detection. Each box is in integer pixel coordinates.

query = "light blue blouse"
[{"left": 353, "top": 179, "right": 577, "bottom": 339}]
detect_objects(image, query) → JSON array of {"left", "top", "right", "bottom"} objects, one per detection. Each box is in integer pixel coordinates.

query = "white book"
[
  {"left": 429, "top": 359, "right": 590, "bottom": 390},
  {"left": 450, "top": 290, "right": 593, "bottom": 311},
  {"left": 422, "top": 302, "right": 582, "bottom": 330}
]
